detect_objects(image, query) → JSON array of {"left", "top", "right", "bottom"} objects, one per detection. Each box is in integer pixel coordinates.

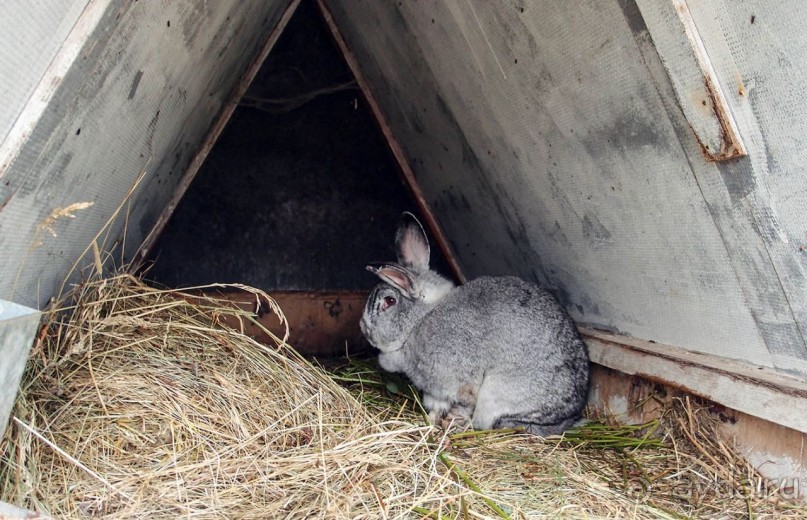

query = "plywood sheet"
[
  {"left": 183, "top": 290, "right": 369, "bottom": 356},
  {"left": 325, "top": 0, "right": 803, "bottom": 373},
  {"left": 0, "top": 0, "right": 293, "bottom": 311}
]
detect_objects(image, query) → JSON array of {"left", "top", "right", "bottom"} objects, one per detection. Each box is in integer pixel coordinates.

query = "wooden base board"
[
  {"left": 582, "top": 327, "right": 807, "bottom": 434},
  {"left": 184, "top": 289, "right": 369, "bottom": 356},
  {"left": 590, "top": 364, "right": 806, "bottom": 500}
]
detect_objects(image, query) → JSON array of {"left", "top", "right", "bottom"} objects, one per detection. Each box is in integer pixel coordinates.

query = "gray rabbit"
[{"left": 360, "top": 212, "right": 590, "bottom": 435}]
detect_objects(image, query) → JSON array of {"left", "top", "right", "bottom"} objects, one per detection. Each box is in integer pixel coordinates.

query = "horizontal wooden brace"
[{"left": 582, "top": 327, "right": 807, "bottom": 433}]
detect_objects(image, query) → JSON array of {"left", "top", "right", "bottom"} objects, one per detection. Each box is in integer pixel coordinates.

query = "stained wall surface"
[
  {"left": 325, "top": 0, "right": 807, "bottom": 377},
  {"left": 0, "top": 0, "right": 293, "bottom": 309}
]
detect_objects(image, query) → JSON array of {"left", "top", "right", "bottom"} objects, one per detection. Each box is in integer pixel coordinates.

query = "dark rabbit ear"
[
  {"left": 395, "top": 212, "right": 430, "bottom": 272},
  {"left": 366, "top": 263, "right": 417, "bottom": 297}
]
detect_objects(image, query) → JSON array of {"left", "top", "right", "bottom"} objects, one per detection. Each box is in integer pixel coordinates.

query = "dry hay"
[
  {"left": 336, "top": 363, "right": 806, "bottom": 519},
  {"left": 0, "top": 274, "right": 804, "bottom": 519}
]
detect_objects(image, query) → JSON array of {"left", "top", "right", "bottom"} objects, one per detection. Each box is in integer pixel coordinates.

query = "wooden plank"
[
  {"left": 187, "top": 290, "right": 368, "bottom": 356},
  {"left": 0, "top": 0, "right": 107, "bottom": 178},
  {"left": 635, "top": 0, "right": 746, "bottom": 161},
  {"left": 588, "top": 364, "right": 807, "bottom": 495},
  {"left": 582, "top": 327, "right": 807, "bottom": 433}
]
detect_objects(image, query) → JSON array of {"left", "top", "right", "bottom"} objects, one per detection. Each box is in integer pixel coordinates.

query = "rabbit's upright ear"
[
  {"left": 366, "top": 263, "right": 417, "bottom": 297},
  {"left": 395, "top": 212, "right": 430, "bottom": 272}
]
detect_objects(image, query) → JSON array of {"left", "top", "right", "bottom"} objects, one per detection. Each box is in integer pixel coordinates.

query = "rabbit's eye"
[{"left": 382, "top": 296, "right": 397, "bottom": 310}]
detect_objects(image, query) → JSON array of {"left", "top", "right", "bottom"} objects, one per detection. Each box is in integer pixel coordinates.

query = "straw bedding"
[{"left": 1, "top": 274, "right": 804, "bottom": 519}]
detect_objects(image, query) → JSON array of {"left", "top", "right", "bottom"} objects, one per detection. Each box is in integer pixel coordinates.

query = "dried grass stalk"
[
  {"left": 33, "top": 202, "right": 95, "bottom": 246},
  {"left": 1, "top": 274, "right": 805, "bottom": 519}
]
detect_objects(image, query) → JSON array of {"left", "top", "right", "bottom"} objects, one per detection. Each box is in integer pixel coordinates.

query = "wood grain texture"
[{"left": 583, "top": 327, "right": 807, "bottom": 433}]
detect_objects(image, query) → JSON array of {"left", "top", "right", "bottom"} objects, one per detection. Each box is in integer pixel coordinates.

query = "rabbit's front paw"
[
  {"left": 428, "top": 402, "right": 472, "bottom": 430},
  {"left": 423, "top": 393, "right": 451, "bottom": 424},
  {"left": 438, "top": 404, "right": 472, "bottom": 430},
  {"left": 427, "top": 408, "right": 445, "bottom": 425}
]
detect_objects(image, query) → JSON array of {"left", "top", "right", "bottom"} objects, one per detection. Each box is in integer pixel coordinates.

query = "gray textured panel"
[
  {"left": 0, "top": 0, "right": 89, "bottom": 144},
  {"left": 0, "top": 300, "right": 41, "bottom": 438},
  {"left": 0, "top": 1, "right": 292, "bottom": 310},
  {"left": 635, "top": 0, "right": 807, "bottom": 374},
  {"left": 699, "top": 1, "right": 807, "bottom": 372},
  {"left": 326, "top": 0, "right": 807, "bottom": 375}
]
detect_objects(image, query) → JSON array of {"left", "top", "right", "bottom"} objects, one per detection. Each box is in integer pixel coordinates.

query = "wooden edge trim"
[
  {"left": 581, "top": 327, "right": 807, "bottom": 433},
  {"left": 315, "top": 0, "right": 466, "bottom": 284},
  {"left": 671, "top": 0, "right": 746, "bottom": 161},
  {"left": 133, "top": 0, "right": 303, "bottom": 269},
  {"left": 0, "top": 0, "right": 115, "bottom": 178}
]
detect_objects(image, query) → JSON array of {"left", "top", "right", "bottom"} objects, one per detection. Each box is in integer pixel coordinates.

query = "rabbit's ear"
[
  {"left": 395, "top": 212, "right": 430, "bottom": 272},
  {"left": 366, "top": 263, "right": 417, "bottom": 297}
]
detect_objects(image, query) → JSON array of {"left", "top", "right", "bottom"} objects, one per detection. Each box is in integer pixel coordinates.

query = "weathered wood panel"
[
  {"left": 324, "top": 0, "right": 807, "bottom": 377},
  {"left": 634, "top": 0, "right": 807, "bottom": 374},
  {"left": 0, "top": 1, "right": 294, "bottom": 311}
]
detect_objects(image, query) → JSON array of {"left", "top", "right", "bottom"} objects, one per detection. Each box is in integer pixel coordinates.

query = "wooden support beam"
[
  {"left": 582, "top": 327, "right": 807, "bottom": 434},
  {"left": 635, "top": 0, "right": 746, "bottom": 161}
]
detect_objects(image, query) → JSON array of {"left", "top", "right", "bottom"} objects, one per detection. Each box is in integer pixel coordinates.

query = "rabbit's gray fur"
[{"left": 361, "top": 212, "right": 590, "bottom": 436}]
